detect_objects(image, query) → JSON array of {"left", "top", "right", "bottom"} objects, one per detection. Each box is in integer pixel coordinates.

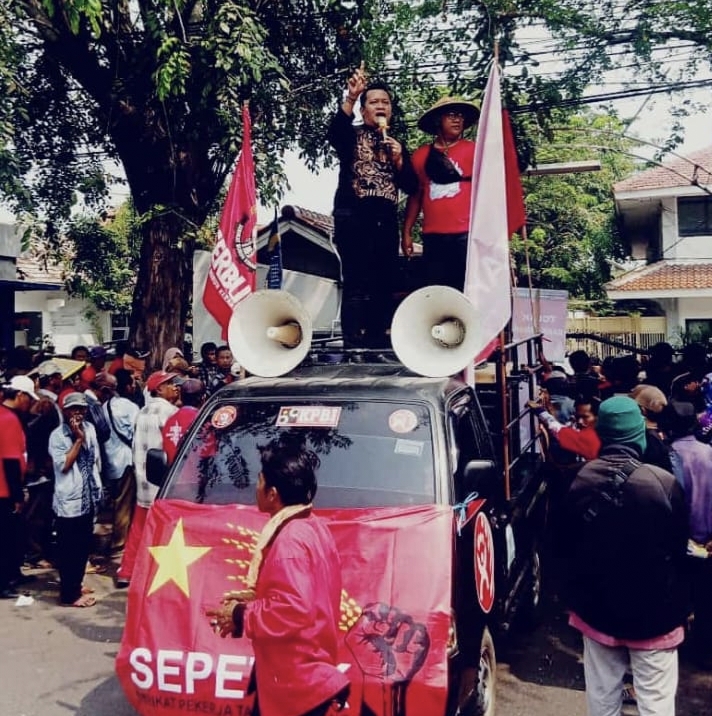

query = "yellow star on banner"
[{"left": 147, "top": 519, "right": 211, "bottom": 597}]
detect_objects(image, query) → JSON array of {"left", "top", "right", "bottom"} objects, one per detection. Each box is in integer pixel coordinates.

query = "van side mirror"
[
  {"left": 462, "top": 459, "right": 498, "bottom": 498},
  {"left": 146, "top": 448, "right": 169, "bottom": 488}
]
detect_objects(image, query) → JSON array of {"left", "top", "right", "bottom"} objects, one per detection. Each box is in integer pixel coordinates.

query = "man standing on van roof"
[
  {"left": 558, "top": 396, "right": 689, "bottom": 716},
  {"left": 328, "top": 63, "right": 417, "bottom": 350},
  {"left": 402, "top": 96, "right": 479, "bottom": 291}
]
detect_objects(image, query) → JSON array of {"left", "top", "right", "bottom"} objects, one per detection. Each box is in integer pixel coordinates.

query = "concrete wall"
[
  {"left": 661, "top": 197, "right": 712, "bottom": 261},
  {"left": 14, "top": 289, "right": 110, "bottom": 354}
]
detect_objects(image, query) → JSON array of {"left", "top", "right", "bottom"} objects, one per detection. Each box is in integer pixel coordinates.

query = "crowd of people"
[
  {"left": 529, "top": 342, "right": 712, "bottom": 715},
  {"left": 0, "top": 340, "right": 237, "bottom": 605}
]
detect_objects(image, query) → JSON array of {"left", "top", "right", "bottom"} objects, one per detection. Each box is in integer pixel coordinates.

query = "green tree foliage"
[
  {"left": 2, "top": 0, "right": 711, "bottom": 361},
  {"left": 512, "top": 111, "right": 635, "bottom": 299},
  {"left": 4, "top": 0, "right": 378, "bottom": 363},
  {"left": 64, "top": 203, "right": 142, "bottom": 312}
]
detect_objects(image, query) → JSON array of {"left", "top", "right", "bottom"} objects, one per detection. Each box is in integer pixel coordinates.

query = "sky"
[
  {"left": 256, "top": 83, "right": 711, "bottom": 224},
  {"left": 1, "top": 70, "right": 709, "bottom": 227}
]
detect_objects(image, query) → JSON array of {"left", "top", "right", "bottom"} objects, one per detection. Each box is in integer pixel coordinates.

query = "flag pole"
[{"left": 490, "top": 39, "right": 512, "bottom": 500}]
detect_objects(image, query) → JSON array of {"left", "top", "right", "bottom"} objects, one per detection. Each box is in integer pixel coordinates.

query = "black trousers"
[
  {"left": 0, "top": 498, "right": 19, "bottom": 590},
  {"left": 422, "top": 231, "right": 468, "bottom": 291},
  {"left": 334, "top": 204, "right": 399, "bottom": 350},
  {"left": 690, "top": 557, "right": 712, "bottom": 661},
  {"left": 55, "top": 512, "right": 94, "bottom": 604},
  {"left": 24, "top": 481, "right": 55, "bottom": 564}
]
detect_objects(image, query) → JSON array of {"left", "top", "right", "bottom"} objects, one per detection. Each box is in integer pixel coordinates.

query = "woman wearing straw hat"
[{"left": 402, "top": 96, "right": 479, "bottom": 291}]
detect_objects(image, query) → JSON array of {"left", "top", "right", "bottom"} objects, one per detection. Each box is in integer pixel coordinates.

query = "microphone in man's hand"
[
  {"left": 377, "top": 116, "right": 389, "bottom": 141},
  {"left": 377, "top": 116, "right": 391, "bottom": 157}
]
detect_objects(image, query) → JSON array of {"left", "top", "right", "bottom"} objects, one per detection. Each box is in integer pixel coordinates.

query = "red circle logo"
[{"left": 474, "top": 512, "right": 495, "bottom": 614}]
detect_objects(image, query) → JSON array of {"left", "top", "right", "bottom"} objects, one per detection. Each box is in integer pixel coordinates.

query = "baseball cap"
[
  {"left": 62, "top": 391, "right": 89, "bottom": 409},
  {"left": 8, "top": 375, "right": 39, "bottom": 401},
  {"left": 89, "top": 345, "right": 108, "bottom": 360},
  {"left": 146, "top": 370, "right": 180, "bottom": 392},
  {"left": 37, "top": 360, "right": 63, "bottom": 377}
]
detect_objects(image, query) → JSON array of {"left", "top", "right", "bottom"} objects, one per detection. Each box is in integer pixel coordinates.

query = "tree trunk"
[{"left": 129, "top": 212, "right": 192, "bottom": 372}]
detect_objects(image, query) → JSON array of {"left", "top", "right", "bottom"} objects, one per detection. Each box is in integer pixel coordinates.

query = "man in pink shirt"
[
  {"left": 161, "top": 378, "right": 206, "bottom": 464},
  {"left": 207, "top": 439, "right": 349, "bottom": 716}
]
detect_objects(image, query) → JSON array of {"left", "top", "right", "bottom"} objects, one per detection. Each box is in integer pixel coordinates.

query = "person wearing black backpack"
[
  {"left": 558, "top": 396, "right": 690, "bottom": 716},
  {"left": 98, "top": 371, "right": 139, "bottom": 554}
]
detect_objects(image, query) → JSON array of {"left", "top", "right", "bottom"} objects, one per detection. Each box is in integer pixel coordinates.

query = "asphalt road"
[{"left": 2, "top": 563, "right": 711, "bottom": 716}]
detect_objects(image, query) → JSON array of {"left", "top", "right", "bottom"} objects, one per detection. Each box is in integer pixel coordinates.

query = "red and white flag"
[
  {"left": 464, "top": 62, "right": 525, "bottom": 366},
  {"left": 202, "top": 104, "right": 257, "bottom": 338}
]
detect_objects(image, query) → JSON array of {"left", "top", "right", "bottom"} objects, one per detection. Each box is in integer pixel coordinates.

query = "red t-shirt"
[
  {"left": 161, "top": 406, "right": 199, "bottom": 463},
  {"left": 0, "top": 405, "right": 27, "bottom": 498},
  {"left": 411, "top": 140, "right": 476, "bottom": 234}
]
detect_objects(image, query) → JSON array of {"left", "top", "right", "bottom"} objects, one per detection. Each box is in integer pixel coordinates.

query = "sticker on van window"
[
  {"left": 211, "top": 405, "right": 238, "bottom": 430},
  {"left": 394, "top": 439, "right": 424, "bottom": 457},
  {"left": 388, "top": 409, "right": 418, "bottom": 434},
  {"left": 276, "top": 406, "right": 341, "bottom": 428}
]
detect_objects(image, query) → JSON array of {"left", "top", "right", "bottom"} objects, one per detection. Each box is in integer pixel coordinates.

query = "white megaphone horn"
[
  {"left": 227, "top": 290, "right": 313, "bottom": 377},
  {"left": 390, "top": 285, "right": 479, "bottom": 377}
]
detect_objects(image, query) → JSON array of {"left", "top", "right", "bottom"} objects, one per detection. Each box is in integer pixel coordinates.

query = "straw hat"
[{"left": 417, "top": 96, "right": 480, "bottom": 134}]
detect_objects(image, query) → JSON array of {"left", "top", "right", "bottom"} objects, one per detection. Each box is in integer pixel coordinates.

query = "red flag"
[
  {"left": 464, "top": 63, "right": 526, "bottom": 369},
  {"left": 503, "top": 109, "right": 526, "bottom": 235},
  {"left": 202, "top": 105, "right": 257, "bottom": 339}
]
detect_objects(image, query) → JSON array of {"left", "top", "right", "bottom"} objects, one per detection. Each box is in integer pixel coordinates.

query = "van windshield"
[{"left": 163, "top": 399, "right": 436, "bottom": 507}]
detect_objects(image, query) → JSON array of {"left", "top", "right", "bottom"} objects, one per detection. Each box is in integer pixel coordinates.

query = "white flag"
[{"left": 464, "top": 62, "right": 511, "bottom": 363}]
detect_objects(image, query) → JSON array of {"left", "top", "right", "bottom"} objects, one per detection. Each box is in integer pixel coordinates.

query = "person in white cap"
[
  {"left": 48, "top": 391, "right": 102, "bottom": 607},
  {"left": 402, "top": 96, "right": 479, "bottom": 291},
  {"left": 0, "top": 375, "right": 38, "bottom": 598}
]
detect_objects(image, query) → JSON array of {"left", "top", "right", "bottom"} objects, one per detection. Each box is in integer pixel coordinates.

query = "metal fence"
[{"left": 565, "top": 316, "right": 667, "bottom": 359}]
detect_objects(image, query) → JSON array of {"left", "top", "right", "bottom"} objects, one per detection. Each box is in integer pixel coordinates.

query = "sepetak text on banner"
[{"left": 203, "top": 104, "right": 258, "bottom": 339}]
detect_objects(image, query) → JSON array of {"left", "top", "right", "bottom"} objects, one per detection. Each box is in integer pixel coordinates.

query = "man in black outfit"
[{"left": 328, "top": 66, "right": 417, "bottom": 349}]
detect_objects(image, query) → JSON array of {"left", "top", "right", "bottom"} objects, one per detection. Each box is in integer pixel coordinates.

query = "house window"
[
  {"left": 685, "top": 319, "right": 712, "bottom": 345},
  {"left": 111, "top": 312, "right": 130, "bottom": 342},
  {"left": 678, "top": 197, "right": 712, "bottom": 236}
]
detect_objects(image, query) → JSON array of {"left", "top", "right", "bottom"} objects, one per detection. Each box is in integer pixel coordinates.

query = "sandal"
[
  {"left": 81, "top": 586, "right": 95, "bottom": 595},
  {"left": 69, "top": 595, "right": 97, "bottom": 608},
  {"left": 622, "top": 684, "right": 636, "bottom": 704},
  {"left": 85, "top": 563, "right": 107, "bottom": 575}
]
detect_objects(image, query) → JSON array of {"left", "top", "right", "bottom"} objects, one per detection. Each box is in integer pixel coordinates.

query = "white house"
[
  {"left": 1, "top": 218, "right": 114, "bottom": 355},
  {"left": 607, "top": 146, "right": 712, "bottom": 340}
]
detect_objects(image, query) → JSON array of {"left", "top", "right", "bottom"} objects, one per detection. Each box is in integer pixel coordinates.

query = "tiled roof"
[
  {"left": 614, "top": 146, "right": 712, "bottom": 193},
  {"left": 606, "top": 261, "right": 712, "bottom": 292},
  {"left": 281, "top": 205, "right": 333, "bottom": 236},
  {"left": 16, "top": 252, "right": 66, "bottom": 285}
]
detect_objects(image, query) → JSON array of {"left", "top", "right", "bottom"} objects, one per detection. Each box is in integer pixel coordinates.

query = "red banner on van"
[{"left": 116, "top": 501, "right": 453, "bottom": 716}]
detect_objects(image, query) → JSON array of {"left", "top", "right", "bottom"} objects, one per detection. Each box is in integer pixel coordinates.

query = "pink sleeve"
[{"left": 244, "top": 552, "right": 315, "bottom": 641}]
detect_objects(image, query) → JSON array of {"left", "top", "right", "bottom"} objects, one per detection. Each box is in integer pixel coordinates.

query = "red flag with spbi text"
[{"left": 202, "top": 104, "right": 257, "bottom": 339}]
